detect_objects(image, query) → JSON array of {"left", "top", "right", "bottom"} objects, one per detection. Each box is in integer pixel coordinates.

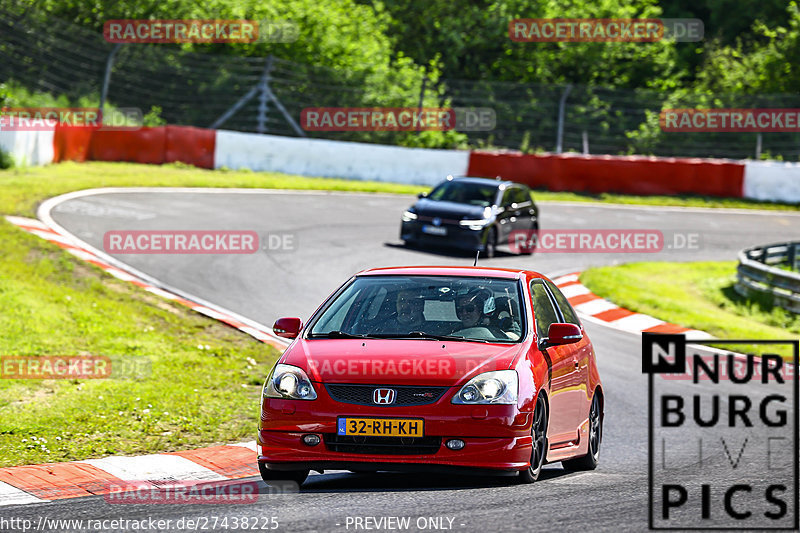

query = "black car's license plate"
[{"left": 422, "top": 225, "right": 447, "bottom": 236}]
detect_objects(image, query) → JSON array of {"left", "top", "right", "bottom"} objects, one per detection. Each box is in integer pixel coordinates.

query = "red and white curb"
[
  {"left": 4, "top": 215, "right": 290, "bottom": 351},
  {"left": 0, "top": 442, "right": 259, "bottom": 506},
  {"left": 552, "top": 272, "right": 711, "bottom": 338}
]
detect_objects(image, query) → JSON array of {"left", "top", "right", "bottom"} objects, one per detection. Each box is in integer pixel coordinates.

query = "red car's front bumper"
[{"left": 258, "top": 389, "right": 533, "bottom": 473}]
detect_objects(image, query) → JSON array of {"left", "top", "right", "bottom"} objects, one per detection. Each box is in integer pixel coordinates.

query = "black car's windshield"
[
  {"left": 308, "top": 275, "right": 524, "bottom": 343},
  {"left": 428, "top": 181, "right": 498, "bottom": 207}
]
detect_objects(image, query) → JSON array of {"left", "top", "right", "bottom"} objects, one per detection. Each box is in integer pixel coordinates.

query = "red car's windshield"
[{"left": 308, "top": 275, "right": 524, "bottom": 343}]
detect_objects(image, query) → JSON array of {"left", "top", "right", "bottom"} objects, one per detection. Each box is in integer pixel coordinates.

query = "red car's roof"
[{"left": 357, "top": 265, "right": 544, "bottom": 280}]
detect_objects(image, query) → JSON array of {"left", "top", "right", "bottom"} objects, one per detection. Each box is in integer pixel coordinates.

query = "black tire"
[
  {"left": 484, "top": 227, "right": 498, "bottom": 259},
  {"left": 521, "top": 222, "right": 538, "bottom": 255},
  {"left": 562, "top": 392, "right": 602, "bottom": 471},
  {"left": 518, "top": 394, "right": 548, "bottom": 483},
  {"left": 258, "top": 462, "right": 309, "bottom": 486}
]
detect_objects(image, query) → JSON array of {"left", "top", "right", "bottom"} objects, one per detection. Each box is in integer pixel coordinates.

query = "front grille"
[
  {"left": 325, "top": 384, "right": 449, "bottom": 406},
  {"left": 323, "top": 434, "right": 442, "bottom": 455}
]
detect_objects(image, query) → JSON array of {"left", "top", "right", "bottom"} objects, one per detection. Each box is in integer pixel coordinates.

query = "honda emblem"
[{"left": 373, "top": 388, "right": 396, "bottom": 405}]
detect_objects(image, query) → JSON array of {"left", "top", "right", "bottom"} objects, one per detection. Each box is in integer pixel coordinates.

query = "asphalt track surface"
[{"left": 4, "top": 189, "right": 800, "bottom": 532}]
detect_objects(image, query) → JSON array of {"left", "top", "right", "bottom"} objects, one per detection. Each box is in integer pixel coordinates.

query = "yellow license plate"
[{"left": 337, "top": 417, "right": 424, "bottom": 437}]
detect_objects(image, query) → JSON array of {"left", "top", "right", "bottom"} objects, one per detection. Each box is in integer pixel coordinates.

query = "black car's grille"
[
  {"left": 323, "top": 434, "right": 442, "bottom": 455},
  {"left": 325, "top": 384, "right": 449, "bottom": 406}
]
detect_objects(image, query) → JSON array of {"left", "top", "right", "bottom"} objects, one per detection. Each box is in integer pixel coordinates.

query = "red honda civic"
[{"left": 258, "top": 266, "right": 604, "bottom": 485}]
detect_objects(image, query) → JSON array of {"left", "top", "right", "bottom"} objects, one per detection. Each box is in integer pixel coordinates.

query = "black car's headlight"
[
  {"left": 452, "top": 370, "right": 518, "bottom": 405},
  {"left": 402, "top": 210, "right": 418, "bottom": 222},
  {"left": 263, "top": 364, "right": 318, "bottom": 400}
]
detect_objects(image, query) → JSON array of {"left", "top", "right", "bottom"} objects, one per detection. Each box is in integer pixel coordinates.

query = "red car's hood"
[{"left": 281, "top": 338, "right": 526, "bottom": 387}]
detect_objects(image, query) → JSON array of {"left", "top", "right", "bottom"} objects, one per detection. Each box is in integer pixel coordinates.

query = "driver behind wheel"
[
  {"left": 454, "top": 288, "right": 495, "bottom": 329},
  {"left": 455, "top": 288, "right": 520, "bottom": 340}
]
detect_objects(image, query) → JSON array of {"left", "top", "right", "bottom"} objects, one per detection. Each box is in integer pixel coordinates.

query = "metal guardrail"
[{"left": 736, "top": 242, "right": 800, "bottom": 314}]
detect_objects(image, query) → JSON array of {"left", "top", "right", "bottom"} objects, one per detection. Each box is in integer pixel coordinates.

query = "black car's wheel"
[
  {"left": 258, "top": 462, "right": 309, "bottom": 486},
  {"left": 562, "top": 392, "right": 602, "bottom": 471},
  {"left": 484, "top": 227, "right": 498, "bottom": 259},
  {"left": 518, "top": 394, "right": 548, "bottom": 483},
  {"left": 521, "top": 222, "right": 538, "bottom": 255}
]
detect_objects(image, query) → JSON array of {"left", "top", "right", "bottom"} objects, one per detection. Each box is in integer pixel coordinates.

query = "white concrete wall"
[
  {"left": 214, "top": 131, "right": 470, "bottom": 186},
  {"left": 0, "top": 130, "right": 55, "bottom": 167},
  {"left": 743, "top": 160, "right": 800, "bottom": 204}
]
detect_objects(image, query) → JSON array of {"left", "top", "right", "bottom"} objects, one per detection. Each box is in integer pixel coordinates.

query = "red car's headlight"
[
  {"left": 452, "top": 370, "right": 518, "bottom": 405},
  {"left": 263, "top": 364, "right": 318, "bottom": 400}
]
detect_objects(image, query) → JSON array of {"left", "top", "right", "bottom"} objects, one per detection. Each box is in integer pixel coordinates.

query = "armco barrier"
[
  {"left": 9, "top": 125, "right": 800, "bottom": 203},
  {"left": 467, "top": 151, "right": 746, "bottom": 198},
  {"left": 214, "top": 130, "right": 470, "bottom": 185},
  {"left": 736, "top": 241, "right": 800, "bottom": 313},
  {"left": 53, "top": 125, "right": 215, "bottom": 169}
]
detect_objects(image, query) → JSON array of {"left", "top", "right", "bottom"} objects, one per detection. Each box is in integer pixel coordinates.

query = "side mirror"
[
  {"left": 417, "top": 192, "right": 428, "bottom": 199},
  {"left": 273, "top": 317, "right": 303, "bottom": 339},
  {"left": 546, "top": 323, "right": 583, "bottom": 345}
]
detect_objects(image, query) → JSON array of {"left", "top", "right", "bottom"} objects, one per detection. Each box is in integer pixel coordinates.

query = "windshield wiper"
[{"left": 308, "top": 331, "right": 377, "bottom": 339}]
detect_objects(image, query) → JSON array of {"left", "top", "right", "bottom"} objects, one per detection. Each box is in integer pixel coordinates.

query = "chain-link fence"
[{"left": 3, "top": 5, "right": 800, "bottom": 160}]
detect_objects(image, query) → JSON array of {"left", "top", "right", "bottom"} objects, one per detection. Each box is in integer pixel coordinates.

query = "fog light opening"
[
  {"left": 445, "top": 439, "right": 465, "bottom": 450},
  {"left": 302, "top": 434, "right": 321, "bottom": 446}
]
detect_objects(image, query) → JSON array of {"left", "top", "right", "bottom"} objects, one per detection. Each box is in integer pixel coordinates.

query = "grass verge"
[
  {"left": 0, "top": 222, "right": 281, "bottom": 467},
  {"left": 580, "top": 261, "right": 800, "bottom": 359}
]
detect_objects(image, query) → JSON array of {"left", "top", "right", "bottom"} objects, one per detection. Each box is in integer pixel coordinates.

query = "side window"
[
  {"left": 544, "top": 280, "right": 581, "bottom": 326},
  {"left": 513, "top": 187, "right": 530, "bottom": 206},
  {"left": 501, "top": 187, "right": 515, "bottom": 207},
  {"left": 530, "top": 281, "right": 559, "bottom": 340}
]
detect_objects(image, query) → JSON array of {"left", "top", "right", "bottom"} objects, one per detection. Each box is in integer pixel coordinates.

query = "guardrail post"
[
  {"left": 556, "top": 84, "right": 572, "bottom": 154},
  {"left": 99, "top": 44, "right": 122, "bottom": 114}
]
